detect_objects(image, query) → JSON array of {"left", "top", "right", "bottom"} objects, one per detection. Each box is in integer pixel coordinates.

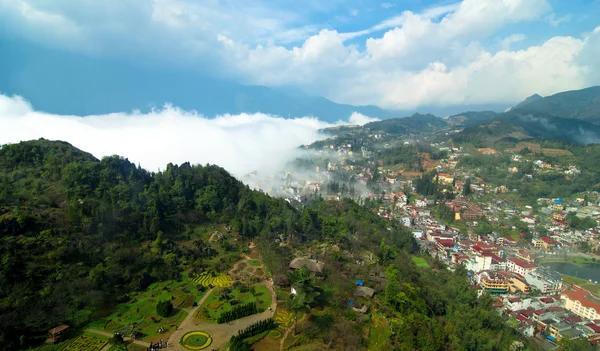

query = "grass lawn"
[
  {"left": 368, "top": 314, "right": 392, "bottom": 351},
  {"left": 198, "top": 285, "right": 272, "bottom": 322},
  {"left": 542, "top": 256, "right": 598, "bottom": 267},
  {"left": 86, "top": 276, "right": 199, "bottom": 341},
  {"left": 411, "top": 256, "right": 431, "bottom": 269},
  {"left": 248, "top": 259, "right": 262, "bottom": 267},
  {"left": 561, "top": 274, "right": 600, "bottom": 297}
]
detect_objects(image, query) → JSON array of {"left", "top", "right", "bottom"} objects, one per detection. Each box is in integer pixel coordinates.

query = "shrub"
[
  {"left": 217, "top": 302, "right": 258, "bottom": 323},
  {"left": 156, "top": 300, "right": 173, "bottom": 317},
  {"left": 192, "top": 301, "right": 198, "bottom": 307},
  {"left": 230, "top": 300, "right": 239, "bottom": 306},
  {"left": 239, "top": 284, "right": 249, "bottom": 293}
]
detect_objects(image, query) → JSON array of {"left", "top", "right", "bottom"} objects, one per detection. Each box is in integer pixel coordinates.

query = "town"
[{"left": 245, "top": 120, "right": 600, "bottom": 349}]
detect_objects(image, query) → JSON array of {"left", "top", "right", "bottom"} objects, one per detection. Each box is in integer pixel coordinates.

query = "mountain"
[
  {"left": 452, "top": 112, "right": 600, "bottom": 147},
  {"left": 363, "top": 113, "right": 447, "bottom": 134},
  {"left": 0, "top": 39, "right": 390, "bottom": 123},
  {"left": 446, "top": 111, "right": 500, "bottom": 126},
  {"left": 514, "top": 93, "right": 543, "bottom": 109},
  {"left": 511, "top": 86, "right": 600, "bottom": 123}
]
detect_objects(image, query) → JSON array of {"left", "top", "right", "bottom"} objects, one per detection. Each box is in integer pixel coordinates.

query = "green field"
[
  {"left": 561, "top": 274, "right": 600, "bottom": 297},
  {"left": 368, "top": 314, "right": 392, "bottom": 351},
  {"left": 411, "top": 256, "right": 431, "bottom": 269},
  {"left": 541, "top": 256, "right": 598, "bottom": 267},
  {"left": 198, "top": 285, "right": 272, "bottom": 321},
  {"left": 86, "top": 276, "right": 200, "bottom": 340}
]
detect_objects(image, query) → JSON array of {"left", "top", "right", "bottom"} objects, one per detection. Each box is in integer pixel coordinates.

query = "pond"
[{"left": 544, "top": 262, "right": 600, "bottom": 282}]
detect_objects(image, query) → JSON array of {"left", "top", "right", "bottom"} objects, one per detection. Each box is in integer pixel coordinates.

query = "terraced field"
[{"left": 190, "top": 272, "right": 233, "bottom": 288}]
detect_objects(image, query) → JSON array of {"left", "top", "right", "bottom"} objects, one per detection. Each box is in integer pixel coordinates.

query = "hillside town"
[{"left": 244, "top": 129, "right": 600, "bottom": 348}]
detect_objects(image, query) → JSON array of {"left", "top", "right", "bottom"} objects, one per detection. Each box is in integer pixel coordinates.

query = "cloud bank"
[
  {"left": 0, "top": 94, "right": 337, "bottom": 177},
  {"left": 1, "top": 0, "right": 599, "bottom": 110}
]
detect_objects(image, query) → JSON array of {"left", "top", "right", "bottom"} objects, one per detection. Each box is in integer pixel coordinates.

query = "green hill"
[
  {"left": 363, "top": 113, "right": 447, "bottom": 134},
  {"left": 1, "top": 140, "right": 525, "bottom": 351},
  {"left": 512, "top": 86, "right": 600, "bottom": 123}
]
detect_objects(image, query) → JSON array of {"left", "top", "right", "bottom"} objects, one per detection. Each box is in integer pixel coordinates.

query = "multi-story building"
[
  {"left": 525, "top": 267, "right": 563, "bottom": 295},
  {"left": 561, "top": 286, "right": 600, "bottom": 320},
  {"left": 478, "top": 271, "right": 510, "bottom": 295},
  {"left": 507, "top": 258, "right": 537, "bottom": 276}
]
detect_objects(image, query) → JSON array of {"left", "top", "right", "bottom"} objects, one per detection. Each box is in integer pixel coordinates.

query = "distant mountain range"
[
  {"left": 329, "top": 86, "right": 600, "bottom": 145},
  {"left": 1, "top": 39, "right": 508, "bottom": 123}
]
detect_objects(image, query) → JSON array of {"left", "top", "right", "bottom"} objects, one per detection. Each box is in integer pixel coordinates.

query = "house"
[
  {"left": 561, "top": 286, "right": 600, "bottom": 320},
  {"left": 534, "top": 237, "right": 561, "bottom": 250},
  {"left": 438, "top": 173, "right": 454, "bottom": 184},
  {"left": 289, "top": 258, "right": 325, "bottom": 274},
  {"left": 508, "top": 167, "right": 519, "bottom": 173},
  {"left": 355, "top": 286, "right": 376, "bottom": 298},
  {"left": 47, "top": 325, "right": 70, "bottom": 344}
]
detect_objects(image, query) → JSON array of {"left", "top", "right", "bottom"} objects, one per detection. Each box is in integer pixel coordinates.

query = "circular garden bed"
[{"left": 180, "top": 331, "right": 212, "bottom": 350}]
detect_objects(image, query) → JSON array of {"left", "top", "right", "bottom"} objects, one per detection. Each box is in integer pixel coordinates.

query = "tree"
[
  {"left": 463, "top": 177, "right": 472, "bottom": 196},
  {"left": 156, "top": 300, "right": 173, "bottom": 317},
  {"left": 288, "top": 291, "right": 311, "bottom": 335}
]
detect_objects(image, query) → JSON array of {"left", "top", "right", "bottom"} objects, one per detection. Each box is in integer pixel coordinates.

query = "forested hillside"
[{"left": 1, "top": 139, "right": 523, "bottom": 351}]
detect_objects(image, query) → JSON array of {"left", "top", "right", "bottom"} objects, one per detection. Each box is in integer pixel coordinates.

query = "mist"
[{"left": 0, "top": 94, "right": 358, "bottom": 179}]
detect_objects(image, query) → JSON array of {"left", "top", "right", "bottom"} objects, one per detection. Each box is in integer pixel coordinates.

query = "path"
[
  {"left": 85, "top": 329, "right": 151, "bottom": 348},
  {"left": 167, "top": 280, "right": 278, "bottom": 351}
]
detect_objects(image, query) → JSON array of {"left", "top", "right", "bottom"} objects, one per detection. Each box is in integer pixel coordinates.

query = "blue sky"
[{"left": 1, "top": 0, "right": 600, "bottom": 110}]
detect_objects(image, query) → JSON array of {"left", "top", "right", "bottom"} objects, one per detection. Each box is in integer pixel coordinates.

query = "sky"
[
  {"left": 1, "top": 0, "right": 599, "bottom": 176},
  {"left": 1, "top": 0, "right": 599, "bottom": 110}
]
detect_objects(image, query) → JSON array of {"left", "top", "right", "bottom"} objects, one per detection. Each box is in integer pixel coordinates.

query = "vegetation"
[
  {"left": 180, "top": 331, "right": 212, "bottom": 350},
  {"left": 156, "top": 300, "right": 173, "bottom": 317},
  {"left": 230, "top": 318, "right": 276, "bottom": 344},
  {"left": 0, "top": 139, "right": 527, "bottom": 350},
  {"left": 217, "top": 302, "right": 258, "bottom": 323}
]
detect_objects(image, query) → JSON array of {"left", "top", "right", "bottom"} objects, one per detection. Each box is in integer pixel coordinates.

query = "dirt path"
[{"left": 167, "top": 281, "right": 277, "bottom": 351}]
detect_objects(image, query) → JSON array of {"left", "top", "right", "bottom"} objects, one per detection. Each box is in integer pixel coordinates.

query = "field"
[
  {"left": 189, "top": 271, "right": 233, "bottom": 288},
  {"left": 561, "top": 274, "right": 600, "bottom": 297},
  {"left": 87, "top": 276, "right": 201, "bottom": 340},
  {"left": 412, "top": 256, "right": 431, "bottom": 269},
  {"left": 507, "top": 142, "right": 573, "bottom": 156},
  {"left": 197, "top": 285, "right": 272, "bottom": 322},
  {"left": 368, "top": 314, "right": 392, "bottom": 351}
]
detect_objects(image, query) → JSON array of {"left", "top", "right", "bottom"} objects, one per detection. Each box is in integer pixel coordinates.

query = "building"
[
  {"left": 561, "top": 286, "right": 600, "bottom": 320},
  {"left": 534, "top": 237, "right": 561, "bottom": 250},
  {"left": 355, "top": 286, "right": 376, "bottom": 298},
  {"left": 507, "top": 258, "right": 537, "bottom": 276},
  {"left": 47, "top": 325, "right": 70, "bottom": 344},
  {"left": 289, "top": 258, "right": 325, "bottom": 274},
  {"left": 438, "top": 173, "right": 454, "bottom": 184},
  {"left": 446, "top": 199, "right": 484, "bottom": 221},
  {"left": 516, "top": 250, "right": 536, "bottom": 264},
  {"left": 525, "top": 267, "right": 563, "bottom": 295},
  {"left": 478, "top": 271, "right": 510, "bottom": 295}
]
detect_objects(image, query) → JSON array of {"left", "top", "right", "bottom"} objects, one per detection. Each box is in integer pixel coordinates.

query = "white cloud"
[
  {"left": 500, "top": 33, "right": 526, "bottom": 50},
  {"left": 547, "top": 13, "right": 572, "bottom": 27},
  {"left": 2, "top": 0, "right": 599, "bottom": 111},
  {"left": 0, "top": 94, "right": 341, "bottom": 177},
  {"left": 347, "top": 112, "right": 380, "bottom": 126}
]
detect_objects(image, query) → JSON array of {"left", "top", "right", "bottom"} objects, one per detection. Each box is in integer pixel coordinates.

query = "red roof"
[
  {"left": 436, "top": 238, "right": 455, "bottom": 247},
  {"left": 509, "top": 258, "right": 537, "bottom": 269},
  {"left": 540, "top": 297, "right": 554, "bottom": 303},
  {"left": 548, "top": 306, "right": 563, "bottom": 312},
  {"left": 585, "top": 323, "right": 600, "bottom": 333},
  {"left": 509, "top": 297, "right": 521, "bottom": 303},
  {"left": 562, "top": 288, "right": 600, "bottom": 314},
  {"left": 520, "top": 309, "right": 535, "bottom": 316}
]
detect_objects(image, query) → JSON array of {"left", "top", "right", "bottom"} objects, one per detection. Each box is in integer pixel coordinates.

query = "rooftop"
[{"left": 289, "top": 258, "right": 325, "bottom": 273}]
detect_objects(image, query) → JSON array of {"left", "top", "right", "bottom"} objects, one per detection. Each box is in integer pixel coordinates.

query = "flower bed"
[{"left": 180, "top": 331, "right": 212, "bottom": 350}]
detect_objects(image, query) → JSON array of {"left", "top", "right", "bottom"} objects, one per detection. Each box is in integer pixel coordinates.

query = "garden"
[
  {"left": 57, "top": 334, "right": 107, "bottom": 351},
  {"left": 87, "top": 277, "right": 203, "bottom": 340},
  {"left": 180, "top": 331, "right": 212, "bottom": 350},
  {"left": 197, "top": 283, "right": 272, "bottom": 322}
]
